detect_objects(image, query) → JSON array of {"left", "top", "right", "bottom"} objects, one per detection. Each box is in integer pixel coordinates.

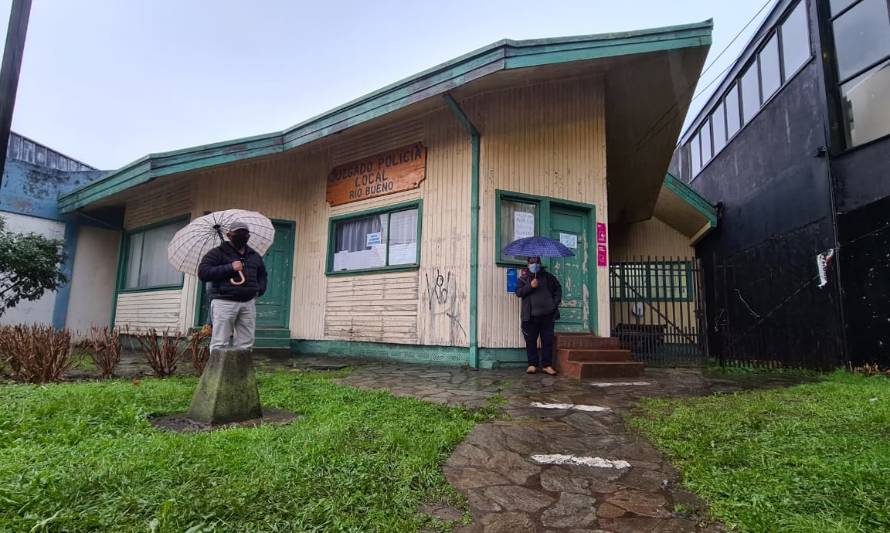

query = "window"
[
  {"left": 712, "top": 101, "right": 727, "bottom": 153},
  {"left": 725, "top": 83, "right": 742, "bottom": 138},
  {"left": 690, "top": 133, "right": 701, "bottom": 177},
  {"left": 760, "top": 34, "right": 782, "bottom": 100},
  {"left": 124, "top": 219, "right": 186, "bottom": 290},
  {"left": 831, "top": 0, "right": 890, "bottom": 148},
  {"left": 833, "top": 0, "right": 890, "bottom": 81},
  {"left": 611, "top": 262, "right": 692, "bottom": 302},
  {"left": 741, "top": 64, "right": 761, "bottom": 124},
  {"left": 782, "top": 1, "right": 811, "bottom": 77},
  {"left": 841, "top": 59, "right": 890, "bottom": 146},
  {"left": 700, "top": 120, "right": 712, "bottom": 164},
  {"left": 499, "top": 197, "right": 539, "bottom": 263},
  {"left": 328, "top": 203, "right": 420, "bottom": 273},
  {"left": 831, "top": 0, "right": 859, "bottom": 15}
]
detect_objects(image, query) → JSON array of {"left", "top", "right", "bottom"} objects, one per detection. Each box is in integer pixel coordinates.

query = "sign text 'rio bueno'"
[{"left": 326, "top": 143, "right": 427, "bottom": 206}]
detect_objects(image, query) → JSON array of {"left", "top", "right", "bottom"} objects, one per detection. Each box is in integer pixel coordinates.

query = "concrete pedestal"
[{"left": 187, "top": 348, "right": 262, "bottom": 424}]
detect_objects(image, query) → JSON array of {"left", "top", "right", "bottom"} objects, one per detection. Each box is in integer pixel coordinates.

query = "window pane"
[
  {"left": 741, "top": 65, "right": 760, "bottom": 123},
  {"left": 831, "top": 0, "right": 859, "bottom": 16},
  {"left": 782, "top": 1, "right": 810, "bottom": 77},
  {"left": 500, "top": 199, "right": 537, "bottom": 261},
  {"left": 712, "top": 101, "right": 727, "bottom": 153},
  {"left": 333, "top": 214, "right": 388, "bottom": 271},
  {"left": 388, "top": 209, "right": 418, "bottom": 265},
  {"left": 690, "top": 134, "right": 701, "bottom": 176},
  {"left": 842, "top": 59, "right": 890, "bottom": 147},
  {"left": 833, "top": 0, "right": 890, "bottom": 81},
  {"left": 760, "top": 34, "right": 782, "bottom": 99},
  {"left": 139, "top": 224, "right": 182, "bottom": 288},
  {"left": 700, "top": 121, "right": 712, "bottom": 165},
  {"left": 125, "top": 233, "right": 144, "bottom": 289},
  {"left": 726, "top": 83, "right": 742, "bottom": 137}
]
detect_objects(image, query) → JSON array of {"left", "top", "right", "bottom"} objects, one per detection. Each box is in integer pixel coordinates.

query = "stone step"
[
  {"left": 254, "top": 337, "right": 291, "bottom": 350},
  {"left": 557, "top": 348, "right": 633, "bottom": 362},
  {"left": 255, "top": 328, "right": 291, "bottom": 339},
  {"left": 554, "top": 334, "right": 620, "bottom": 350}
]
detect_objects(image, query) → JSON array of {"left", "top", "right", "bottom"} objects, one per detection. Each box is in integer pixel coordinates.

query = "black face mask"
[{"left": 229, "top": 232, "right": 250, "bottom": 249}]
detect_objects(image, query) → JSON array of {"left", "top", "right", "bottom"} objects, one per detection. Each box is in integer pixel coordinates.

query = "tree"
[{"left": 0, "top": 217, "right": 67, "bottom": 316}]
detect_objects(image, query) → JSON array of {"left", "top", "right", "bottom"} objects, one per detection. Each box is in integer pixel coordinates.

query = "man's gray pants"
[{"left": 210, "top": 299, "right": 257, "bottom": 353}]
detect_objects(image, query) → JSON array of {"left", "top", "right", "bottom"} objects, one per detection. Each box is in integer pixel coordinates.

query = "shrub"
[
  {"left": 84, "top": 326, "right": 122, "bottom": 379},
  {"left": 130, "top": 327, "right": 185, "bottom": 378},
  {"left": 187, "top": 324, "right": 212, "bottom": 375},
  {"left": 0, "top": 325, "right": 75, "bottom": 383}
]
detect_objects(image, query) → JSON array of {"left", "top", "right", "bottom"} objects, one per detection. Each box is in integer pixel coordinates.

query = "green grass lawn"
[
  {"left": 630, "top": 371, "right": 890, "bottom": 533},
  {"left": 0, "top": 370, "right": 485, "bottom": 532}
]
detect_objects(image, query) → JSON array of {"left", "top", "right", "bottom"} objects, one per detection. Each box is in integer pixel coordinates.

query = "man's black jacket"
[{"left": 198, "top": 243, "right": 267, "bottom": 302}]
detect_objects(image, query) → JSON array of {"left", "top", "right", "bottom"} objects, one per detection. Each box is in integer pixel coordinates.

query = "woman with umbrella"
[{"left": 505, "top": 237, "right": 571, "bottom": 375}]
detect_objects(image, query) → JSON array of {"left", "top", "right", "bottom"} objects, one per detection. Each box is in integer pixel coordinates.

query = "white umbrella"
[{"left": 167, "top": 209, "right": 275, "bottom": 285}]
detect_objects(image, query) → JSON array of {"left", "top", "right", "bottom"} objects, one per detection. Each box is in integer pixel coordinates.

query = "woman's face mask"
[{"left": 528, "top": 262, "right": 541, "bottom": 274}]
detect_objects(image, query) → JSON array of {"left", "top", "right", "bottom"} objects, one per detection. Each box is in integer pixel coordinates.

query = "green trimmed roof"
[
  {"left": 664, "top": 172, "right": 718, "bottom": 227},
  {"left": 59, "top": 20, "right": 712, "bottom": 213}
]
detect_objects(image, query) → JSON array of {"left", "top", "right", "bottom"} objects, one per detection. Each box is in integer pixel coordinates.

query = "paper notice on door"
[
  {"left": 559, "top": 232, "right": 578, "bottom": 249},
  {"left": 513, "top": 211, "right": 535, "bottom": 240}
]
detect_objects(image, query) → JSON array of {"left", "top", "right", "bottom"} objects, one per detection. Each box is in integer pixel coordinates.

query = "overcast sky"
[{"left": 2, "top": 0, "right": 775, "bottom": 169}]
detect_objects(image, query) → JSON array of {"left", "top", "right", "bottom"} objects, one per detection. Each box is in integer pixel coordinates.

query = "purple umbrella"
[{"left": 503, "top": 236, "right": 575, "bottom": 259}]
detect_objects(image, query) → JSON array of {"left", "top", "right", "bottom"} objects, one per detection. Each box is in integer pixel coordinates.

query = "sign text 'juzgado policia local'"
[{"left": 326, "top": 143, "right": 427, "bottom": 206}]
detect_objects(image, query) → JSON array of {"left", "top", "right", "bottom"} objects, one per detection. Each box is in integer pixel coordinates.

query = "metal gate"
[{"left": 609, "top": 256, "right": 709, "bottom": 365}]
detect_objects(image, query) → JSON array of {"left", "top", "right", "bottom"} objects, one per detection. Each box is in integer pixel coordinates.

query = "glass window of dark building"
[
  {"left": 741, "top": 64, "right": 760, "bottom": 123},
  {"left": 832, "top": 0, "right": 890, "bottom": 81},
  {"left": 781, "top": 1, "right": 811, "bottom": 77},
  {"left": 690, "top": 132, "right": 701, "bottom": 176},
  {"left": 760, "top": 34, "right": 782, "bottom": 99},
  {"left": 726, "top": 83, "right": 742, "bottom": 137},
  {"left": 700, "top": 120, "right": 712, "bottom": 164},
  {"left": 712, "top": 101, "right": 727, "bottom": 153},
  {"left": 831, "top": 0, "right": 890, "bottom": 147}
]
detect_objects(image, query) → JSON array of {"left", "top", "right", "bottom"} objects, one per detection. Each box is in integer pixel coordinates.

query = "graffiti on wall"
[{"left": 424, "top": 268, "right": 466, "bottom": 344}]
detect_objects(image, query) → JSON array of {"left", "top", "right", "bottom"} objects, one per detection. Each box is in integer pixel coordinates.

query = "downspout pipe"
[{"left": 443, "top": 93, "right": 480, "bottom": 368}]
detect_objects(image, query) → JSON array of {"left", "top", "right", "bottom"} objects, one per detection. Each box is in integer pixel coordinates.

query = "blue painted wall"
[{"left": 0, "top": 159, "right": 106, "bottom": 221}]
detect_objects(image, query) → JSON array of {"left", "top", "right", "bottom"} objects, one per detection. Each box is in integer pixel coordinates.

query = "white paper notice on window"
[
  {"left": 513, "top": 212, "right": 535, "bottom": 241},
  {"left": 560, "top": 232, "right": 578, "bottom": 249},
  {"left": 366, "top": 232, "right": 382, "bottom": 247}
]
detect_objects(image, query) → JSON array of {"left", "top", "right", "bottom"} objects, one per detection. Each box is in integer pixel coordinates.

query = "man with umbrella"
[
  {"left": 198, "top": 220, "right": 268, "bottom": 353},
  {"left": 515, "top": 255, "right": 563, "bottom": 375}
]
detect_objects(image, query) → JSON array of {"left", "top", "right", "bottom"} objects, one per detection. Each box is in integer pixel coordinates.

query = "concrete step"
[
  {"left": 255, "top": 328, "right": 291, "bottom": 340},
  {"left": 555, "top": 334, "right": 620, "bottom": 350},
  {"left": 557, "top": 348, "right": 633, "bottom": 362},
  {"left": 577, "top": 361, "right": 645, "bottom": 379},
  {"left": 254, "top": 336, "right": 291, "bottom": 349}
]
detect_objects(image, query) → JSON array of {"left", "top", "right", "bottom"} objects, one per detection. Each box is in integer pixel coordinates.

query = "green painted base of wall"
[{"left": 289, "top": 340, "right": 528, "bottom": 369}]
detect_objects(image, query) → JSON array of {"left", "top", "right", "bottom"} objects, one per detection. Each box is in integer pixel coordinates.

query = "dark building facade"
[{"left": 673, "top": 0, "right": 890, "bottom": 367}]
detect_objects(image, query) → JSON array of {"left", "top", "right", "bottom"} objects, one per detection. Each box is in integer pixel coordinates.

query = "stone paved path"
[
  {"left": 326, "top": 360, "right": 804, "bottom": 533},
  {"left": 86, "top": 351, "right": 804, "bottom": 532}
]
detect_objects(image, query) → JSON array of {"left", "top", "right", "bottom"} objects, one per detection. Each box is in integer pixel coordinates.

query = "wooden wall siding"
[
  {"left": 467, "top": 75, "right": 610, "bottom": 347},
  {"left": 115, "top": 290, "right": 182, "bottom": 332},
  {"left": 325, "top": 271, "right": 419, "bottom": 343},
  {"left": 609, "top": 216, "right": 694, "bottom": 260},
  {"left": 123, "top": 179, "right": 191, "bottom": 230},
  {"left": 186, "top": 107, "right": 471, "bottom": 345}
]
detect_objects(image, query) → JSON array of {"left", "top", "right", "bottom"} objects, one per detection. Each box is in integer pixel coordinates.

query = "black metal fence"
[
  {"left": 609, "top": 256, "right": 709, "bottom": 366},
  {"left": 708, "top": 220, "right": 846, "bottom": 369}
]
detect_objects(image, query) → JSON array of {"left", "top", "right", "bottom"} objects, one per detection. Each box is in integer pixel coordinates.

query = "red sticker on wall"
[
  {"left": 596, "top": 223, "right": 607, "bottom": 244},
  {"left": 597, "top": 244, "right": 608, "bottom": 267}
]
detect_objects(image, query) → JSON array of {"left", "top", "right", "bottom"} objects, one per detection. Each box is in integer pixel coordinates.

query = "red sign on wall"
[
  {"left": 596, "top": 222, "right": 607, "bottom": 244},
  {"left": 597, "top": 244, "right": 608, "bottom": 267}
]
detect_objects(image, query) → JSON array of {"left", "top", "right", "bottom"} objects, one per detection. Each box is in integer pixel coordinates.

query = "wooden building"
[{"left": 57, "top": 22, "right": 716, "bottom": 368}]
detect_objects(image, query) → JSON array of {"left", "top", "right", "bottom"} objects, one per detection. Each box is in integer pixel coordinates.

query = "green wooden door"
[
  {"left": 197, "top": 220, "right": 294, "bottom": 329},
  {"left": 549, "top": 206, "right": 589, "bottom": 332}
]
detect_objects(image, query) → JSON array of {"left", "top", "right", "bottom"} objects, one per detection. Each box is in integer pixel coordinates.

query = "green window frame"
[
  {"left": 325, "top": 200, "right": 423, "bottom": 276},
  {"left": 611, "top": 261, "right": 693, "bottom": 302},
  {"left": 118, "top": 215, "right": 188, "bottom": 293}
]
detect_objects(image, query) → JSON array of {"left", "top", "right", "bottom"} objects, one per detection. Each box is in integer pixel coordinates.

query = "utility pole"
[{"left": 0, "top": 0, "right": 32, "bottom": 186}]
